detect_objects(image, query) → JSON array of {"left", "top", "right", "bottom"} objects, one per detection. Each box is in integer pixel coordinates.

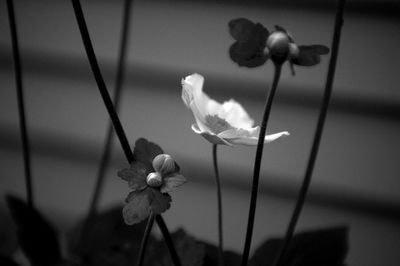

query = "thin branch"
[
  {"left": 156, "top": 215, "right": 182, "bottom": 266},
  {"left": 136, "top": 212, "right": 156, "bottom": 266},
  {"left": 6, "top": 0, "right": 34, "bottom": 209},
  {"left": 241, "top": 64, "right": 282, "bottom": 266},
  {"left": 274, "top": 1, "right": 346, "bottom": 265},
  {"left": 212, "top": 144, "right": 224, "bottom": 266}
]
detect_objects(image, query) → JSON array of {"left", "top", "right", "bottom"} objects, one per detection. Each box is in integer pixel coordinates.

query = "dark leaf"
[
  {"left": 117, "top": 164, "right": 147, "bottom": 191},
  {"left": 229, "top": 18, "right": 258, "bottom": 42},
  {"left": 228, "top": 18, "right": 269, "bottom": 68},
  {"left": 6, "top": 195, "right": 61, "bottom": 266},
  {"left": 202, "top": 241, "right": 241, "bottom": 266},
  {"left": 133, "top": 138, "right": 164, "bottom": 174},
  {"left": 229, "top": 42, "right": 268, "bottom": 67},
  {"left": 68, "top": 206, "right": 156, "bottom": 266},
  {"left": 0, "top": 210, "right": 18, "bottom": 256},
  {"left": 250, "top": 226, "right": 348, "bottom": 266},
  {"left": 148, "top": 189, "right": 171, "bottom": 214},
  {"left": 159, "top": 228, "right": 205, "bottom": 266},
  {"left": 123, "top": 190, "right": 151, "bottom": 225},
  {"left": 292, "top": 45, "right": 330, "bottom": 66}
]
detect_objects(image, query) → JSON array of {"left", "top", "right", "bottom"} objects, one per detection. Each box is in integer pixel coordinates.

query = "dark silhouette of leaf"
[
  {"left": 6, "top": 195, "right": 61, "bottom": 266},
  {"left": 159, "top": 228, "right": 205, "bottom": 266},
  {"left": 133, "top": 138, "right": 164, "bottom": 174},
  {"left": 292, "top": 45, "right": 330, "bottom": 66},
  {"left": 68, "top": 206, "right": 156, "bottom": 266},
  {"left": 250, "top": 226, "right": 349, "bottom": 266},
  {"left": 0, "top": 210, "right": 18, "bottom": 256},
  {"left": 0, "top": 255, "right": 20, "bottom": 266},
  {"left": 202, "top": 241, "right": 241, "bottom": 266},
  {"left": 228, "top": 18, "right": 269, "bottom": 68}
]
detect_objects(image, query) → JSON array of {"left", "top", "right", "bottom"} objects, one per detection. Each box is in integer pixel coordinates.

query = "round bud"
[
  {"left": 266, "top": 32, "right": 291, "bottom": 64},
  {"left": 146, "top": 172, "right": 163, "bottom": 188},
  {"left": 289, "top": 43, "right": 299, "bottom": 58},
  {"left": 152, "top": 154, "right": 176, "bottom": 176}
]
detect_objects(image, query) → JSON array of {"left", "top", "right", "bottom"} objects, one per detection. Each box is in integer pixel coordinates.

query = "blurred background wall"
[{"left": 0, "top": 0, "right": 399, "bottom": 265}]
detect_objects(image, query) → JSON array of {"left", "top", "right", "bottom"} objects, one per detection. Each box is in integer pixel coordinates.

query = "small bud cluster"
[
  {"left": 146, "top": 154, "right": 176, "bottom": 188},
  {"left": 266, "top": 31, "right": 299, "bottom": 64}
]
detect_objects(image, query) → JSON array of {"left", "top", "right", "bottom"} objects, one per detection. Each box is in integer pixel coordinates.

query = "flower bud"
[
  {"left": 289, "top": 43, "right": 299, "bottom": 58},
  {"left": 152, "top": 154, "right": 176, "bottom": 176},
  {"left": 146, "top": 172, "right": 163, "bottom": 188},
  {"left": 266, "top": 32, "right": 290, "bottom": 64}
]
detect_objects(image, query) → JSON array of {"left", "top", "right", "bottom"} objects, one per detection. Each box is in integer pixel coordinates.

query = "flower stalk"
[
  {"left": 87, "top": 0, "right": 133, "bottom": 224},
  {"left": 241, "top": 63, "right": 282, "bottom": 266},
  {"left": 212, "top": 144, "right": 224, "bottom": 266},
  {"left": 70, "top": 1, "right": 181, "bottom": 265},
  {"left": 7, "top": 0, "right": 34, "bottom": 209},
  {"left": 274, "top": 1, "right": 346, "bottom": 265},
  {"left": 136, "top": 212, "right": 156, "bottom": 266}
]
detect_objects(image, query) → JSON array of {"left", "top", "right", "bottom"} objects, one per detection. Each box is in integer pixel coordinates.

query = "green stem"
[
  {"left": 241, "top": 64, "right": 282, "bottom": 266},
  {"left": 6, "top": 0, "right": 34, "bottom": 209},
  {"left": 136, "top": 212, "right": 156, "bottom": 266},
  {"left": 212, "top": 144, "right": 224, "bottom": 266},
  {"left": 274, "top": 1, "right": 346, "bottom": 265},
  {"left": 70, "top": 1, "right": 181, "bottom": 265}
]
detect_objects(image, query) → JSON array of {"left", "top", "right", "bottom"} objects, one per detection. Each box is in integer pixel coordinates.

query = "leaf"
[
  {"left": 250, "top": 226, "right": 349, "bottom": 266},
  {"left": 133, "top": 138, "right": 164, "bottom": 174},
  {"left": 6, "top": 195, "right": 62, "bottom": 266},
  {"left": 229, "top": 18, "right": 257, "bottom": 42},
  {"left": 148, "top": 189, "right": 171, "bottom": 214},
  {"left": 202, "top": 241, "right": 241, "bottom": 266},
  {"left": 118, "top": 164, "right": 147, "bottom": 191},
  {"left": 68, "top": 206, "right": 156, "bottom": 266},
  {"left": 160, "top": 174, "right": 187, "bottom": 193},
  {"left": 122, "top": 190, "right": 151, "bottom": 225},
  {"left": 228, "top": 18, "right": 269, "bottom": 68},
  {"left": 159, "top": 228, "right": 205, "bottom": 266},
  {"left": 292, "top": 45, "right": 330, "bottom": 66}
]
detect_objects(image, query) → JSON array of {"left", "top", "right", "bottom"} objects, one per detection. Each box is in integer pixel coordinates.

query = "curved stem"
[
  {"left": 136, "top": 212, "right": 156, "bottom": 266},
  {"left": 70, "top": 1, "right": 181, "bottom": 265},
  {"left": 156, "top": 215, "right": 182, "bottom": 266},
  {"left": 87, "top": 0, "right": 133, "bottom": 223},
  {"left": 212, "top": 144, "right": 224, "bottom": 266},
  {"left": 274, "top": 1, "right": 346, "bottom": 265},
  {"left": 241, "top": 64, "right": 282, "bottom": 266},
  {"left": 7, "top": 0, "right": 34, "bottom": 209}
]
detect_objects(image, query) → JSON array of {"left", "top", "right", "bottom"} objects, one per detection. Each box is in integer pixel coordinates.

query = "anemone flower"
[{"left": 181, "top": 73, "right": 289, "bottom": 146}]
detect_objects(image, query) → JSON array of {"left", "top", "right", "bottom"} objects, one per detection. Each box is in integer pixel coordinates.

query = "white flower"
[{"left": 181, "top": 73, "right": 289, "bottom": 146}]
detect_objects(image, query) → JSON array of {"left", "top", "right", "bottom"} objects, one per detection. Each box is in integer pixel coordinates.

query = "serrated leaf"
[
  {"left": 123, "top": 190, "right": 151, "bottom": 225},
  {"left": 160, "top": 174, "right": 187, "bottom": 193},
  {"left": 6, "top": 195, "right": 61, "bottom": 266},
  {"left": 118, "top": 164, "right": 147, "bottom": 191},
  {"left": 159, "top": 229, "right": 205, "bottom": 266},
  {"left": 292, "top": 45, "right": 330, "bottom": 66},
  {"left": 133, "top": 138, "right": 164, "bottom": 174},
  {"left": 250, "top": 226, "right": 349, "bottom": 266},
  {"left": 148, "top": 189, "right": 171, "bottom": 214}
]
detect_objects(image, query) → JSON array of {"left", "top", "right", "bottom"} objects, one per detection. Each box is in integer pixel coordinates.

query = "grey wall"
[{"left": 1, "top": 0, "right": 399, "bottom": 265}]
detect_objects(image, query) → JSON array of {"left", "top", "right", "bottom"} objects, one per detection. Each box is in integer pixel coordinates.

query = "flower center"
[{"left": 205, "top": 115, "right": 234, "bottom": 134}]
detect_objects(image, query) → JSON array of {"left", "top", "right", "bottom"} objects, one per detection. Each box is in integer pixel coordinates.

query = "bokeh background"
[{"left": 1, "top": 0, "right": 399, "bottom": 265}]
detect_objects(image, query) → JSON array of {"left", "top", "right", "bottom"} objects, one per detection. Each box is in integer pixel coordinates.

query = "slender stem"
[
  {"left": 241, "top": 64, "right": 282, "bottom": 266},
  {"left": 87, "top": 0, "right": 133, "bottom": 222},
  {"left": 71, "top": 0, "right": 134, "bottom": 163},
  {"left": 7, "top": 0, "right": 34, "bottom": 209},
  {"left": 156, "top": 215, "right": 182, "bottom": 266},
  {"left": 70, "top": 1, "right": 181, "bottom": 265},
  {"left": 136, "top": 212, "right": 156, "bottom": 266},
  {"left": 274, "top": 1, "right": 346, "bottom": 265},
  {"left": 212, "top": 144, "right": 224, "bottom": 266}
]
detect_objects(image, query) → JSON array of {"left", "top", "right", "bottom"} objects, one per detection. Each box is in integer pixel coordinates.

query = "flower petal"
[
  {"left": 160, "top": 174, "right": 187, "bottom": 193},
  {"left": 191, "top": 124, "right": 232, "bottom": 146},
  {"left": 219, "top": 128, "right": 290, "bottom": 146},
  {"left": 218, "top": 99, "right": 254, "bottom": 129}
]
